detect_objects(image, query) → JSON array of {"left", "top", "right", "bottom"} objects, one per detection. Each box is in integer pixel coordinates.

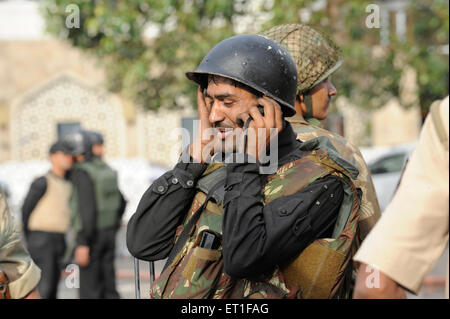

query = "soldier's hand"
[
  {"left": 75, "top": 245, "right": 90, "bottom": 267},
  {"left": 189, "top": 87, "right": 215, "bottom": 163},
  {"left": 237, "top": 96, "right": 284, "bottom": 161},
  {"left": 23, "top": 288, "right": 41, "bottom": 299}
]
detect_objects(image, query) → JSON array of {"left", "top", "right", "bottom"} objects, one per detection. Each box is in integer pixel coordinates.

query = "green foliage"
[
  {"left": 263, "top": 0, "right": 448, "bottom": 111},
  {"left": 405, "top": 0, "right": 449, "bottom": 110},
  {"left": 41, "top": 0, "right": 448, "bottom": 113},
  {"left": 41, "top": 0, "right": 246, "bottom": 111}
]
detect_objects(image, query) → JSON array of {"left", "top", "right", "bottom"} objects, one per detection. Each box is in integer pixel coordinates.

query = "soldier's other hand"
[
  {"left": 75, "top": 245, "right": 90, "bottom": 267},
  {"left": 23, "top": 288, "right": 41, "bottom": 299},
  {"left": 353, "top": 262, "right": 407, "bottom": 299},
  {"left": 189, "top": 87, "right": 215, "bottom": 163}
]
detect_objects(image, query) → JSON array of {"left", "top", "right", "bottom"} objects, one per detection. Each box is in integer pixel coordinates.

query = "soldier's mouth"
[{"left": 216, "top": 128, "right": 233, "bottom": 140}]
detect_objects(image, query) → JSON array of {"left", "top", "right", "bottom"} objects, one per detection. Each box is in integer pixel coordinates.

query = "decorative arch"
[{"left": 9, "top": 73, "right": 127, "bottom": 161}]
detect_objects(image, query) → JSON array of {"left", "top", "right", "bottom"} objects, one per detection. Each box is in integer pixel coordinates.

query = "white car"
[{"left": 362, "top": 143, "right": 417, "bottom": 212}]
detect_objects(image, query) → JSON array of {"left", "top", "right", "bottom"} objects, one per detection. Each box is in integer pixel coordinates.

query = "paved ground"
[{"left": 57, "top": 226, "right": 448, "bottom": 299}]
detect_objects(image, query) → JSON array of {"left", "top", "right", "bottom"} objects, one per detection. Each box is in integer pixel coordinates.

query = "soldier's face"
[
  {"left": 92, "top": 144, "right": 104, "bottom": 157},
  {"left": 308, "top": 78, "right": 337, "bottom": 120},
  {"left": 204, "top": 76, "right": 260, "bottom": 150},
  {"left": 50, "top": 151, "right": 73, "bottom": 172}
]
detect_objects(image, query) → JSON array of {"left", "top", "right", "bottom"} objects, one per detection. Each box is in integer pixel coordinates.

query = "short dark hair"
[
  {"left": 204, "top": 74, "right": 263, "bottom": 98},
  {"left": 49, "top": 141, "right": 71, "bottom": 155}
]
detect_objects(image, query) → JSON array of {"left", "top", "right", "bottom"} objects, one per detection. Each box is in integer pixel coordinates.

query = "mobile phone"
[
  {"left": 199, "top": 231, "right": 221, "bottom": 250},
  {"left": 237, "top": 105, "right": 265, "bottom": 128},
  {"left": 257, "top": 105, "right": 265, "bottom": 116}
]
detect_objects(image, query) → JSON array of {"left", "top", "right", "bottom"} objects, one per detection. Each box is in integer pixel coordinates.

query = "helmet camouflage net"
[{"left": 261, "top": 24, "right": 343, "bottom": 94}]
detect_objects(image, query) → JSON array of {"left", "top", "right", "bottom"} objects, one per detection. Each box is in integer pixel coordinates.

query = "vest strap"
[
  {"left": 304, "top": 93, "right": 314, "bottom": 119},
  {"left": 163, "top": 174, "right": 227, "bottom": 271}
]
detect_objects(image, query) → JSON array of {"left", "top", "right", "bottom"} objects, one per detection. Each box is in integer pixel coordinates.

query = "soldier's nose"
[
  {"left": 328, "top": 82, "right": 337, "bottom": 96},
  {"left": 209, "top": 105, "right": 225, "bottom": 124}
]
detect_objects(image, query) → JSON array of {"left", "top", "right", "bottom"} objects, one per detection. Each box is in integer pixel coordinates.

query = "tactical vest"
[
  {"left": 28, "top": 172, "right": 72, "bottom": 233},
  {"left": 289, "top": 114, "right": 381, "bottom": 241},
  {"left": 150, "top": 139, "right": 361, "bottom": 299},
  {"left": 70, "top": 158, "right": 122, "bottom": 231}
]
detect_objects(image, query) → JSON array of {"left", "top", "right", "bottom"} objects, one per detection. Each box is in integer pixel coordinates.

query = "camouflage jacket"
[
  {"left": 289, "top": 114, "right": 381, "bottom": 240},
  {"left": 0, "top": 190, "right": 41, "bottom": 298},
  {"left": 150, "top": 142, "right": 361, "bottom": 299}
]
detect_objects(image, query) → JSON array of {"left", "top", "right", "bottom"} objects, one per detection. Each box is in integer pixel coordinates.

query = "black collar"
[{"left": 276, "top": 121, "right": 302, "bottom": 166}]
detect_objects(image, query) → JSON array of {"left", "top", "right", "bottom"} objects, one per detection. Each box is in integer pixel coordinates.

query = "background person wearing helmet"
[
  {"left": 261, "top": 24, "right": 381, "bottom": 241},
  {"left": 86, "top": 130, "right": 126, "bottom": 299},
  {"left": 63, "top": 130, "right": 124, "bottom": 299},
  {"left": 87, "top": 131, "right": 105, "bottom": 159},
  {"left": 21, "top": 141, "right": 73, "bottom": 299},
  {"left": 126, "top": 34, "right": 359, "bottom": 299}
]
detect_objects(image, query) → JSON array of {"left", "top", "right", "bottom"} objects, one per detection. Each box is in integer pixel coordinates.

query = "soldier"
[
  {"left": 62, "top": 130, "right": 126, "bottom": 299},
  {"left": 88, "top": 131, "right": 105, "bottom": 159},
  {"left": 21, "top": 141, "right": 74, "bottom": 299},
  {"left": 85, "top": 130, "right": 127, "bottom": 298},
  {"left": 353, "top": 97, "right": 449, "bottom": 299},
  {"left": 126, "top": 34, "right": 361, "bottom": 299},
  {"left": 1, "top": 189, "right": 41, "bottom": 299},
  {"left": 261, "top": 24, "right": 381, "bottom": 241}
]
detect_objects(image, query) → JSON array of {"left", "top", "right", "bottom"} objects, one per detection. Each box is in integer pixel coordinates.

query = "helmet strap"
[{"left": 303, "top": 93, "right": 314, "bottom": 119}]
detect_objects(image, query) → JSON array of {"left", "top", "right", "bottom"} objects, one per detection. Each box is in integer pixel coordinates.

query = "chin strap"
[{"left": 303, "top": 93, "right": 314, "bottom": 119}]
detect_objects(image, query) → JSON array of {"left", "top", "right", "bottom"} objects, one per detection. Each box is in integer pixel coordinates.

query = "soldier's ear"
[{"left": 294, "top": 94, "right": 306, "bottom": 115}]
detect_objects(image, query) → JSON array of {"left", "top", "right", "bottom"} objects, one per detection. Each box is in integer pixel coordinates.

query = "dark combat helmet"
[
  {"left": 85, "top": 130, "right": 104, "bottom": 145},
  {"left": 186, "top": 34, "right": 298, "bottom": 117},
  {"left": 60, "top": 130, "right": 93, "bottom": 157}
]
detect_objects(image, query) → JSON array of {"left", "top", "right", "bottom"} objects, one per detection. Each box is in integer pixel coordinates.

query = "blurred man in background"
[
  {"left": 353, "top": 97, "right": 449, "bottom": 299},
  {"left": 63, "top": 130, "right": 126, "bottom": 299},
  {"left": 88, "top": 131, "right": 105, "bottom": 159},
  {"left": 21, "top": 141, "right": 73, "bottom": 299}
]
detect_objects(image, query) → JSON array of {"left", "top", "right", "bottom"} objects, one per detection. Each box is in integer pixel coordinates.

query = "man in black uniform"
[
  {"left": 63, "top": 130, "right": 126, "bottom": 299},
  {"left": 126, "top": 35, "right": 360, "bottom": 298},
  {"left": 22, "top": 141, "right": 74, "bottom": 299}
]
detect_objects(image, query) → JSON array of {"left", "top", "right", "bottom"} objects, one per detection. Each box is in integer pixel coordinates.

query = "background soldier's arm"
[
  {"left": 21, "top": 176, "right": 47, "bottom": 238},
  {"left": 116, "top": 191, "right": 127, "bottom": 229},
  {"left": 72, "top": 169, "right": 97, "bottom": 246},
  {"left": 126, "top": 161, "right": 207, "bottom": 261}
]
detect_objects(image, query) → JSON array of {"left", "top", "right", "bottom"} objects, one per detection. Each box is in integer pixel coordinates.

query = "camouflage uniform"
[
  {"left": 151, "top": 144, "right": 361, "bottom": 299},
  {"left": 261, "top": 24, "right": 381, "bottom": 240},
  {"left": 0, "top": 190, "right": 41, "bottom": 298},
  {"left": 290, "top": 114, "right": 381, "bottom": 240}
]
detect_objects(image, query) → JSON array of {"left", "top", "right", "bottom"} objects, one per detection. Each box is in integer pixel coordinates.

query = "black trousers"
[
  {"left": 79, "top": 228, "right": 120, "bottom": 299},
  {"left": 27, "top": 231, "right": 66, "bottom": 299}
]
